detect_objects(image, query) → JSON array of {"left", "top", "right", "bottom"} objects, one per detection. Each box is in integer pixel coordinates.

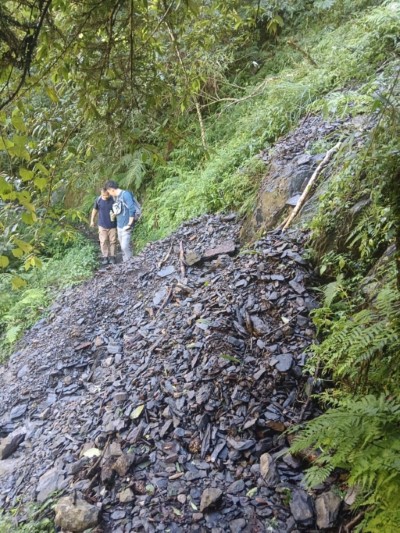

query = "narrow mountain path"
[{"left": 0, "top": 214, "right": 341, "bottom": 532}]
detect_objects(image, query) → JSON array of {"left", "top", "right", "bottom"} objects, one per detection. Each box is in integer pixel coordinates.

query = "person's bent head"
[
  {"left": 104, "top": 180, "right": 119, "bottom": 197},
  {"left": 100, "top": 187, "right": 110, "bottom": 200}
]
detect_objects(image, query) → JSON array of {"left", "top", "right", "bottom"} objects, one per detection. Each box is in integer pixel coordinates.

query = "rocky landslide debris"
[{"left": 0, "top": 214, "right": 342, "bottom": 531}]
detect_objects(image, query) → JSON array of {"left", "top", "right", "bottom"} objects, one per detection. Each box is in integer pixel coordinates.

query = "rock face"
[
  {"left": 241, "top": 114, "right": 374, "bottom": 240},
  {"left": 0, "top": 214, "right": 342, "bottom": 531}
]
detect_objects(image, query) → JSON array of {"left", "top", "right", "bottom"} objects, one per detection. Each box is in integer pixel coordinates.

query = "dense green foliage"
[
  {"left": 2, "top": 0, "right": 398, "bottom": 259},
  {"left": 136, "top": 0, "right": 400, "bottom": 247},
  {"left": 0, "top": 0, "right": 399, "bottom": 531},
  {"left": 0, "top": 497, "right": 54, "bottom": 532},
  {"left": 290, "top": 43, "right": 400, "bottom": 532},
  {"left": 0, "top": 237, "right": 96, "bottom": 361}
]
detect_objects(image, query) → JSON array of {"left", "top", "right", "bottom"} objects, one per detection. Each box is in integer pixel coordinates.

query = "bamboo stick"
[{"left": 282, "top": 141, "right": 341, "bottom": 231}]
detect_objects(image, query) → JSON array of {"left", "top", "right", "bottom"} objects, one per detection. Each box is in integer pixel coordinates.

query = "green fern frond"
[
  {"left": 291, "top": 393, "right": 400, "bottom": 532},
  {"left": 313, "top": 281, "right": 400, "bottom": 387},
  {"left": 323, "top": 274, "right": 345, "bottom": 307}
]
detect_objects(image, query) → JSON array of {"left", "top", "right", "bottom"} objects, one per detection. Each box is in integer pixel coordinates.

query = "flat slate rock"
[
  {"left": 202, "top": 241, "right": 236, "bottom": 260},
  {"left": 157, "top": 265, "right": 176, "bottom": 277}
]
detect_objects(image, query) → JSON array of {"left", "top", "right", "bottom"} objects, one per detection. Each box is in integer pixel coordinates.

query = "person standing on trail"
[
  {"left": 90, "top": 188, "right": 117, "bottom": 265},
  {"left": 104, "top": 180, "right": 137, "bottom": 262}
]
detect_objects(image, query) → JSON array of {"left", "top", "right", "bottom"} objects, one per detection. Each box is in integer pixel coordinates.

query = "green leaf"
[
  {"left": 5, "top": 325, "right": 22, "bottom": 342},
  {"left": 0, "top": 255, "right": 9, "bottom": 268},
  {"left": 0, "top": 137, "right": 14, "bottom": 151},
  {"left": 9, "top": 142, "right": 30, "bottom": 161},
  {"left": 18, "top": 199, "right": 35, "bottom": 212},
  {"left": 11, "top": 114, "right": 27, "bottom": 133},
  {"left": 130, "top": 404, "right": 145, "bottom": 419},
  {"left": 219, "top": 353, "right": 241, "bottom": 364},
  {"left": 46, "top": 85, "right": 59, "bottom": 103},
  {"left": 34, "top": 177, "right": 47, "bottom": 191},
  {"left": 11, "top": 248, "right": 24, "bottom": 258},
  {"left": 186, "top": 0, "right": 200, "bottom": 16},
  {"left": 24, "top": 256, "right": 43, "bottom": 270},
  {"left": 19, "top": 167, "right": 34, "bottom": 181},
  {"left": 12, "top": 134, "right": 27, "bottom": 147},
  {"left": 13, "top": 238, "right": 33, "bottom": 253},
  {"left": 21, "top": 211, "right": 37, "bottom": 225},
  {"left": 35, "top": 162, "right": 50, "bottom": 176},
  {"left": 0, "top": 176, "right": 13, "bottom": 194},
  {"left": 11, "top": 276, "right": 27, "bottom": 290}
]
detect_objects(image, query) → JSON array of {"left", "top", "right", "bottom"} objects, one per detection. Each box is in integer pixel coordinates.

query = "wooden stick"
[
  {"left": 157, "top": 243, "right": 173, "bottom": 269},
  {"left": 344, "top": 511, "right": 365, "bottom": 532},
  {"left": 179, "top": 240, "right": 186, "bottom": 279},
  {"left": 156, "top": 286, "right": 173, "bottom": 316},
  {"left": 282, "top": 141, "right": 341, "bottom": 231},
  {"left": 84, "top": 435, "right": 111, "bottom": 496}
]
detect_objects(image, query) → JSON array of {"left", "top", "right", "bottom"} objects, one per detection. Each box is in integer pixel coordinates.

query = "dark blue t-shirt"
[{"left": 94, "top": 196, "right": 117, "bottom": 229}]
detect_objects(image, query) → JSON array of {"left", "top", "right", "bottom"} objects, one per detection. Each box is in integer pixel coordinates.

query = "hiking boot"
[
  {"left": 108, "top": 257, "right": 116, "bottom": 264},
  {"left": 101, "top": 257, "right": 109, "bottom": 265}
]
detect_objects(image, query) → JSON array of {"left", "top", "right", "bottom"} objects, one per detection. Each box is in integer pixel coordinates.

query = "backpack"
[{"left": 112, "top": 191, "right": 142, "bottom": 221}]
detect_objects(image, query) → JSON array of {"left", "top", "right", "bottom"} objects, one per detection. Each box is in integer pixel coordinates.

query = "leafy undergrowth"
[
  {"left": 0, "top": 238, "right": 97, "bottom": 362},
  {"left": 0, "top": 496, "right": 55, "bottom": 533},
  {"left": 135, "top": 1, "right": 399, "bottom": 250},
  {"left": 289, "top": 45, "right": 400, "bottom": 532}
]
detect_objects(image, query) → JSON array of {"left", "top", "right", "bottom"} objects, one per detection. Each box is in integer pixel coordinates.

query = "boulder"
[
  {"left": 0, "top": 430, "right": 25, "bottom": 460},
  {"left": 315, "top": 490, "right": 342, "bottom": 529},
  {"left": 54, "top": 496, "right": 99, "bottom": 532}
]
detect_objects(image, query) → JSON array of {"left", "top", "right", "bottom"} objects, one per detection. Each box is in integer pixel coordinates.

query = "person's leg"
[
  {"left": 98, "top": 227, "right": 109, "bottom": 258},
  {"left": 109, "top": 228, "right": 117, "bottom": 259},
  {"left": 117, "top": 227, "right": 132, "bottom": 262}
]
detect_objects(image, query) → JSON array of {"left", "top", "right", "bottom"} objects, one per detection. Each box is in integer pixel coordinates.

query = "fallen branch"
[
  {"left": 282, "top": 141, "right": 341, "bottom": 230},
  {"left": 287, "top": 40, "right": 318, "bottom": 67},
  {"left": 200, "top": 77, "right": 275, "bottom": 111},
  {"left": 157, "top": 243, "right": 173, "bottom": 269},
  {"left": 84, "top": 435, "right": 112, "bottom": 496},
  {"left": 155, "top": 286, "right": 173, "bottom": 316},
  {"left": 344, "top": 511, "right": 365, "bottom": 532}
]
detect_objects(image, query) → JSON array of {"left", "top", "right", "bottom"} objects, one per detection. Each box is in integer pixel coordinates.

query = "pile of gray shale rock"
[{"left": 0, "top": 214, "right": 345, "bottom": 532}]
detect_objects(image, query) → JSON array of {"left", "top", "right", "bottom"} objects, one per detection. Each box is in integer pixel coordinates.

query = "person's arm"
[
  {"left": 90, "top": 208, "right": 98, "bottom": 227},
  {"left": 90, "top": 199, "right": 99, "bottom": 227},
  {"left": 123, "top": 192, "right": 135, "bottom": 230}
]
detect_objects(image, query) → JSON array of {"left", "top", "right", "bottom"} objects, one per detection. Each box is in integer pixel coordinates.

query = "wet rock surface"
[
  {"left": 0, "top": 214, "right": 341, "bottom": 531},
  {"left": 241, "top": 113, "right": 374, "bottom": 240}
]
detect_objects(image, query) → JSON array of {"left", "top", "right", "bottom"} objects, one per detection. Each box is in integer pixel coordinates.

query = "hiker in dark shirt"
[
  {"left": 90, "top": 188, "right": 117, "bottom": 265},
  {"left": 104, "top": 180, "right": 136, "bottom": 262}
]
